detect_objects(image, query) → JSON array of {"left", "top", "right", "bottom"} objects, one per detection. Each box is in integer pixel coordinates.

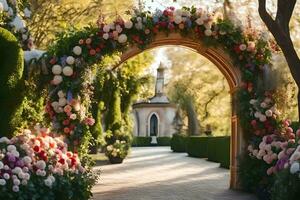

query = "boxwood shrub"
[
  {"left": 170, "top": 133, "right": 187, "bottom": 152},
  {"left": 0, "top": 28, "right": 24, "bottom": 137},
  {"left": 186, "top": 136, "right": 209, "bottom": 158},
  {"left": 157, "top": 137, "right": 171, "bottom": 146},
  {"left": 131, "top": 137, "right": 151, "bottom": 146}
]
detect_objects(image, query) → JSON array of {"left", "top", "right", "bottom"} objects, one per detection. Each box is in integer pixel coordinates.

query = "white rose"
[
  {"left": 22, "top": 156, "right": 32, "bottom": 165},
  {"left": 239, "top": 44, "right": 247, "bottom": 51},
  {"left": 7, "top": 145, "right": 16, "bottom": 152},
  {"left": 57, "top": 90, "right": 65, "bottom": 98},
  {"left": 254, "top": 112, "right": 262, "bottom": 118},
  {"left": 36, "top": 160, "right": 46, "bottom": 170},
  {"left": 0, "top": 161, "right": 3, "bottom": 169},
  {"left": 44, "top": 178, "right": 53, "bottom": 187},
  {"left": 290, "top": 162, "right": 300, "bottom": 174},
  {"left": 116, "top": 25, "right": 123, "bottom": 33},
  {"left": 195, "top": 18, "right": 204, "bottom": 25},
  {"left": 265, "top": 110, "right": 273, "bottom": 117},
  {"left": 51, "top": 101, "right": 59, "bottom": 108},
  {"left": 204, "top": 29, "right": 212, "bottom": 36},
  {"left": 12, "top": 167, "right": 22, "bottom": 174},
  {"left": 0, "top": 137, "right": 10, "bottom": 143},
  {"left": 70, "top": 114, "right": 77, "bottom": 120},
  {"left": 53, "top": 75, "right": 63, "bottom": 85},
  {"left": 259, "top": 115, "right": 267, "bottom": 122},
  {"left": 174, "top": 16, "right": 182, "bottom": 24},
  {"left": 103, "top": 24, "right": 110, "bottom": 32},
  {"left": 3, "top": 173, "right": 10, "bottom": 180},
  {"left": 0, "top": 179, "right": 6, "bottom": 186},
  {"left": 103, "top": 33, "right": 109, "bottom": 40},
  {"left": 52, "top": 65, "right": 62, "bottom": 75},
  {"left": 136, "top": 17, "right": 142, "bottom": 22},
  {"left": 124, "top": 20, "right": 133, "bottom": 29},
  {"left": 62, "top": 66, "right": 73, "bottom": 76},
  {"left": 260, "top": 102, "right": 268, "bottom": 108},
  {"left": 66, "top": 56, "right": 75, "bottom": 65},
  {"left": 58, "top": 98, "right": 67, "bottom": 107},
  {"left": 118, "top": 34, "right": 127, "bottom": 43},
  {"left": 73, "top": 46, "right": 82, "bottom": 56},
  {"left": 12, "top": 185, "right": 19, "bottom": 192},
  {"left": 249, "top": 99, "right": 257, "bottom": 105},
  {"left": 13, "top": 179, "right": 20, "bottom": 186},
  {"left": 11, "top": 150, "right": 19, "bottom": 157}
]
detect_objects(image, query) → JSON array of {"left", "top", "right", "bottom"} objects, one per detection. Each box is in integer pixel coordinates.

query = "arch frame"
[{"left": 147, "top": 112, "right": 160, "bottom": 137}]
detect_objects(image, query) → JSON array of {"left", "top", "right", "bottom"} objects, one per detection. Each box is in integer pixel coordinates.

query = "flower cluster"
[
  {"left": 0, "top": 126, "right": 87, "bottom": 194},
  {"left": 249, "top": 94, "right": 280, "bottom": 136},
  {"left": 106, "top": 140, "right": 127, "bottom": 158}
]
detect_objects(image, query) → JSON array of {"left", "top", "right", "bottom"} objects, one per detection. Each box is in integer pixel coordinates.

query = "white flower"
[
  {"left": 3, "top": 173, "right": 10, "bottom": 180},
  {"left": 52, "top": 65, "right": 62, "bottom": 75},
  {"left": 118, "top": 34, "right": 127, "bottom": 43},
  {"left": 62, "top": 66, "right": 73, "bottom": 76},
  {"left": 136, "top": 17, "right": 142, "bottom": 22},
  {"left": 204, "top": 22, "right": 212, "bottom": 30},
  {"left": 0, "top": 161, "right": 3, "bottom": 169},
  {"left": 9, "top": 15, "right": 26, "bottom": 31},
  {"left": 13, "top": 178, "right": 20, "bottom": 186},
  {"left": 51, "top": 101, "right": 59, "bottom": 108},
  {"left": 12, "top": 185, "right": 19, "bottom": 192},
  {"left": 36, "top": 160, "right": 46, "bottom": 170},
  {"left": 0, "top": 179, "right": 6, "bottom": 186},
  {"left": 12, "top": 167, "right": 22, "bottom": 174},
  {"left": 174, "top": 15, "right": 182, "bottom": 24},
  {"left": 259, "top": 115, "right": 267, "bottom": 122},
  {"left": 204, "top": 29, "right": 212, "bottom": 36},
  {"left": 70, "top": 114, "right": 77, "bottom": 120},
  {"left": 22, "top": 34, "right": 28, "bottom": 40},
  {"left": 124, "top": 20, "right": 133, "bottom": 29},
  {"left": 57, "top": 90, "right": 65, "bottom": 98},
  {"left": 58, "top": 98, "right": 67, "bottom": 107},
  {"left": 195, "top": 18, "right": 204, "bottom": 25},
  {"left": 53, "top": 75, "right": 63, "bottom": 85},
  {"left": 103, "top": 33, "right": 109, "bottom": 40},
  {"left": 66, "top": 56, "right": 75, "bottom": 65},
  {"left": 21, "top": 180, "right": 28, "bottom": 185},
  {"left": 7, "top": 145, "right": 16, "bottom": 152},
  {"left": 0, "top": 137, "right": 10, "bottom": 143},
  {"left": 260, "top": 102, "right": 268, "bottom": 108},
  {"left": 239, "top": 44, "right": 247, "bottom": 51},
  {"left": 249, "top": 99, "right": 257, "bottom": 105},
  {"left": 116, "top": 25, "right": 123, "bottom": 33},
  {"left": 135, "top": 22, "right": 143, "bottom": 30},
  {"left": 290, "top": 162, "right": 300, "bottom": 174},
  {"left": 73, "top": 46, "right": 82, "bottom": 56},
  {"left": 174, "top": 9, "right": 182, "bottom": 16},
  {"left": 11, "top": 150, "right": 19, "bottom": 157},
  {"left": 103, "top": 24, "right": 110, "bottom": 32},
  {"left": 24, "top": 7, "right": 31, "bottom": 18},
  {"left": 254, "top": 112, "right": 262, "bottom": 118},
  {"left": 265, "top": 110, "right": 273, "bottom": 117}
]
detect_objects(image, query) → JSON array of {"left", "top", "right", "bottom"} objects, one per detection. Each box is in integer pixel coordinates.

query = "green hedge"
[
  {"left": 186, "top": 136, "right": 230, "bottom": 168},
  {"left": 132, "top": 137, "right": 151, "bottom": 146},
  {"left": 171, "top": 133, "right": 187, "bottom": 152},
  {"left": 157, "top": 137, "right": 171, "bottom": 146},
  {"left": 0, "top": 28, "right": 24, "bottom": 137},
  {"left": 291, "top": 121, "right": 300, "bottom": 132}
]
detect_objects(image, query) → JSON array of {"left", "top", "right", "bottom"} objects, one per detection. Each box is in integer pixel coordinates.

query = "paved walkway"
[{"left": 92, "top": 147, "right": 256, "bottom": 200}]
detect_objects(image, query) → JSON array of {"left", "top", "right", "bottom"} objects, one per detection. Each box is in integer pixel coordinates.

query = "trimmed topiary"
[
  {"left": 0, "top": 27, "right": 24, "bottom": 137},
  {"left": 157, "top": 137, "right": 171, "bottom": 146},
  {"left": 131, "top": 137, "right": 152, "bottom": 147},
  {"left": 171, "top": 133, "right": 187, "bottom": 152}
]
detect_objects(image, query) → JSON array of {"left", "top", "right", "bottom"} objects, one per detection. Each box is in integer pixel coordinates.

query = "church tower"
[{"left": 155, "top": 62, "right": 165, "bottom": 96}]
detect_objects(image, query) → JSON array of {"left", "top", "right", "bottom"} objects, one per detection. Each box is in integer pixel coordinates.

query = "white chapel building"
[{"left": 132, "top": 63, "right": 178, "bottom": 138}]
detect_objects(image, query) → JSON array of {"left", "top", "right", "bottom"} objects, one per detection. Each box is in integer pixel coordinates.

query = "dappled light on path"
[{"left": 92, "top": 147, "right": 256, "bottom": 200}]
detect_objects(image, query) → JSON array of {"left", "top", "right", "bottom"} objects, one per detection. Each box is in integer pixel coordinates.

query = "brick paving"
[{"left": 92, "top": 147, "right": 257, "bottom": 200}]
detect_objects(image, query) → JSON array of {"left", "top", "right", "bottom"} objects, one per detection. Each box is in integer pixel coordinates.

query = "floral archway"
[{"left": 44, "top": 6, "right": 297, "bottom": 191}]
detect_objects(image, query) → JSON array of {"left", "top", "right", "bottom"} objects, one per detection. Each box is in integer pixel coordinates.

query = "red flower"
[
  {"left": 96, "top": 47, "right": 101, "bottom": 53},
  {"left": 49, "top": 57, "right": 57, "bottom": 65},
  {"left": 89, "top": 49, "right": 96, "bottom": 56},
  {"left": 58, "top": 158, "right": 65, "bottom": 165},
  {"left": 251, "top": 120, "right": 257, "bottom": 127},
  {"left": 234, "top": 45, "right": 241, "bottom": 54},
  {"left": 64, "top": 127, "right": 71, "bottom": 134},
  {"left": 78, "top": 39, "right": 84, "bottom": 45},
  {"left": 33, "top": 145, "right": 40, "bottom": 152},
  {"left": 163, "top": 10, "right": 169, "bottom": 16},
  {"left": 63, "top": 119, "right": 70, "bottom": 126}
]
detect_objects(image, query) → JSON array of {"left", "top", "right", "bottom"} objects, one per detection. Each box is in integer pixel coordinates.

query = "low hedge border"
[
  {"left": 170, "top": 133, "right": 187, "bottom": 152},
  {"left": 132, "top": 136, "right": 171, "bottom": 147},
  {"left": 186, "top": 136, "right": 230, "bottom": 169}
]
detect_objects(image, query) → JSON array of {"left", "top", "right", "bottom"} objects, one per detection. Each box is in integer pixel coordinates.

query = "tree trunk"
[{"left": 186, "top": 101, "right": 200, "bottom": 135}]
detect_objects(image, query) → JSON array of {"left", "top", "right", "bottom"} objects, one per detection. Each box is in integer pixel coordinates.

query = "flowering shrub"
[
  {"left": 0, "top": 127, "right": 99, "bottom": 200},
  {"left": 104, "top": 130, "right": 131, "bottom": 160}
]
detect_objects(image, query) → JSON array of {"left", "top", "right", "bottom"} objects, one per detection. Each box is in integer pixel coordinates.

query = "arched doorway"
[
  {"left": 115, "top": 32, "right": 243, "bottom": 189},
  {"left": 149, "top": 113, "right": 159, "bottom": 137}
]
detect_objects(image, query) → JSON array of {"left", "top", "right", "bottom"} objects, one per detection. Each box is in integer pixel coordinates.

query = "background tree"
[{"left": 258, "top": 0, "right": 300, "bottom": 123}]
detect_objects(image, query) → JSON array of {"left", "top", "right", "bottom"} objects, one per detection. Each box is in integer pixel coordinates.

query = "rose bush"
[{"left": 0, "top": 126, "right": 99, "bottom": 200}]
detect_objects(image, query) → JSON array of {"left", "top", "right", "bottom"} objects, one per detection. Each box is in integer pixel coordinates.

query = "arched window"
[{"left": 150, "top": 114, "right": 158, "bottom": 136}]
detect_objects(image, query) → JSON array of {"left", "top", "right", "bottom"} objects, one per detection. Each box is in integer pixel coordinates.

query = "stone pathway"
[{"left": 92, "top": 147, "right": 256, "bottom": 200}]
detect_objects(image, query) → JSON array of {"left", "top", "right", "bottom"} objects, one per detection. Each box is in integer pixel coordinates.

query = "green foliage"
[
  {"left": 270, "top": 169, "right": 300, "bottom": 200},
  {"left": 170, "top": 133, "right": 187, "bottom": 152},
  {"left": 238, "top": 153, "right": 273, "bottom": 194},
  {"left": 157, "top": 137, "right": 171, "bottom": 146},
  {"left": 132, "top": 136, "right": 151, "bottom": 147},
  {"left": 291, "top": 121, "right": 300, "bottom": 132},
  {"left": 186, "top": 136, "right": 230, "bottom": 168},
  {"left": 0, "top": 28, "right": 25, "bottom": 137}
]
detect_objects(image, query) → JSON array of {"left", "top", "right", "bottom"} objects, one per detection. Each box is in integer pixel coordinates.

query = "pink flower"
[{"left": 64, "top": 105, "right": 72, "bottom": 113}]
